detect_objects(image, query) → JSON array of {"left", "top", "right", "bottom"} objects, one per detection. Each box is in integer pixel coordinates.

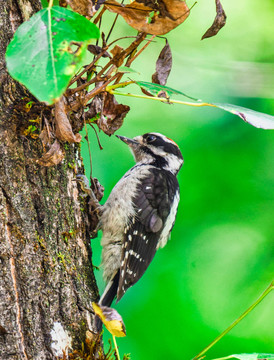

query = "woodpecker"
[{"left": 99, "top": 132, "right": 183, "bottom": 307}]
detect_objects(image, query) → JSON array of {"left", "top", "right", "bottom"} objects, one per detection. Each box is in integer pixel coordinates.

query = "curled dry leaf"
[
  {"left": 92, "top": 303, "right": 126, "bottom": 337},
  {"left": 85, "top": 95, "right": 103, "bottom": 119},
  {"left": 65, "top": 0, "right": 95, "bottom": 18},
  {"left": 98, "top": 92, "right": 130, "bottom": 135},
  {"left": 55, "top": 97, "right": 82, "bottom": 143},
  {"left": 105, "top": 0, "right": 189, "bottom": 35},
  {"left": 152, "top": 39, "right": 172, "bottom": 85},
  {"left": 87, "top": 44, "right": 111, "bottom": 58},
  {"left": 201, "top": 0, "right": 226, "bottom": 40},
  {"left": 37, "top": 140, "right": 65, "bottom": 167}
]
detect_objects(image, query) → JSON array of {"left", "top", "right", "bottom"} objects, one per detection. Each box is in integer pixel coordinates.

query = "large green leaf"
[
  {"left": 6, "top": 6, "right": 100, "bottom": 105},
  {"left": 212, "top": 103, "right": 274, "bottom": 129},
  {"left": 134, "top": 81, "right": 274, "bottom": 129}
]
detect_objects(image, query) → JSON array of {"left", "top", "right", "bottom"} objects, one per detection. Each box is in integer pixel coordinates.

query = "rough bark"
[{"left": 0, "top": 1, "right": 99, "bottom": 359}]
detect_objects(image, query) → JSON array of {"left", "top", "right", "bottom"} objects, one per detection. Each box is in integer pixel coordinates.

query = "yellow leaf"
[{"left": 92, "top": 302, "right": 126, "bottom": 337}]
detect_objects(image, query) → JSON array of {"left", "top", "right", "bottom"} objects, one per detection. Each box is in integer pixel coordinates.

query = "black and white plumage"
[{"left": 99, "top": 132, "right": 183, "bottom": 307}]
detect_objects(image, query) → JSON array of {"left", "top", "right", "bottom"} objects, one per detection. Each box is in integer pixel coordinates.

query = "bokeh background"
[{"left": 80, "top": 0, "right": 274, "bottom": 358}]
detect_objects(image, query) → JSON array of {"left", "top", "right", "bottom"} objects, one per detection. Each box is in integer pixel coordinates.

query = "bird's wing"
[{"left": 117, "top": 168, "right": 179, "bottom": 301}]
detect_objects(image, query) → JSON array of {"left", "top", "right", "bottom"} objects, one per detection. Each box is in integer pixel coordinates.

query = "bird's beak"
[{"left": 116, "top": 135, "right": 139, "bottom": 147}]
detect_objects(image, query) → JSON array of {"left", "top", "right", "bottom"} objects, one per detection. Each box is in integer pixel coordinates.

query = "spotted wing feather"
[{"left": 117, "top": 168, "right": 179, "bottom": 301}]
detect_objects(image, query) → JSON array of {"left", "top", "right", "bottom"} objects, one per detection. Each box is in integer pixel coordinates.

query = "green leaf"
[
  {"left": 215, "top": 354, "right": 274, "bottom": 360},
  {"left": 135, "top": 80, "right": 197, "bottom": 100},
  {"left": 117, "top": 66, "right": 140, "bottom": 74},
  {"left": 134, "top": 81, "right": 274, "bottom": 129},
  {"left": 6, "top": 6, "right": 100, "bottom": 105},
  {"left": 212, "top": 103, "right": 274, "bottom": 130}
]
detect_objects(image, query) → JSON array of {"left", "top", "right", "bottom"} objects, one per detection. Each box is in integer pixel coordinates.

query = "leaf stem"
[
  {"left": 192, "top": 280, "right": 274, "bottom": 360},
  {"left": 110, "top": 90, "right": 216, "bottom": 108},
  {"left": 106, "top": 81, "right": 134, "bottom": 91},
  {"left": 48, "top": 0, "right": 54, "bottom": 9},
  {"left": 112, "top": 335, "right": 120, "bottom": 360}
]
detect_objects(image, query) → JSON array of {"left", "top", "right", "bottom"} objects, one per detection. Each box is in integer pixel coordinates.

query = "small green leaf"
[
  {"left": 135, "top": 80, "right": 197, "bottom": 99},
  {"left": 117, "top": 66, "right": 140, "bottom": 74},
  {"left": 6, "top": 6, "right": 100, "bottom": 104}
]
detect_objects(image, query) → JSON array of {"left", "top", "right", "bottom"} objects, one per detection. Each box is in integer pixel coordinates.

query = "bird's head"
[{"left": 116, "top": 132, "right": 183, "bottom": 175}]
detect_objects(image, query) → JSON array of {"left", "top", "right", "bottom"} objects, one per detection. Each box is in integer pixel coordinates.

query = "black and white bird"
[{"left": 99, "top": 132, "right": 183, "bottom": 307}]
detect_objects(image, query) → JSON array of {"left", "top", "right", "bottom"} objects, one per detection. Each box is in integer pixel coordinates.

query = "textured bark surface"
[{"left": 0, "top": 1, "right": 99, "bottom": 359}]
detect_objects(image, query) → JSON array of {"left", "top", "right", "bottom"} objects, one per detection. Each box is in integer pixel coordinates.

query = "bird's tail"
[
  {"left": 95, "top": 270, "right": 120, "bottom": 333},
  {"left": 99, "top": 270, "right": 120, "bottom": 307}
]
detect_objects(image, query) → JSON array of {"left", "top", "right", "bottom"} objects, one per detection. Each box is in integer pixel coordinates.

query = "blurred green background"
[{"left": 80, "top": 0, "right": 274, "bottom": 358}]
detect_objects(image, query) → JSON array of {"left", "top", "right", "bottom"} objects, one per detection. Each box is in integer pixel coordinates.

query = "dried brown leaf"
[
  {"left": 59, "top": 0, "right": 68, "bottom": 7},
  {"left": 65, "top": 0, "right": 95, "bottom": 18},
  {"left": 152, "top": 40, "right": 172, "bottom": 85},
  {"left": 141, "top": 87, "right": 154, "bottom": 97},
  {"left": 85, "top": 95, "right": 104, "bottom": 119},
  {"left": 37, "top": 140, "right": 65, "bottom": 167},
  {"left": 87, "top": 44, "right": 111, "bottom": 58},
  {"left": 201, "top": 0, "right": 226, "bottom": 40},
  {"left": 105, "top": 0, "right": 189, "bottom": 35},
  {"left": 39, "top": 129, "right": 51, "bottom": 148},
  {"left": 110, "top": 45, "right": 125, "bottom": 67},
  {"left": 98, "top": 92, "right": 130, "bottom": 135},
  {"left": 55, "top": 97, "right": 82, "bottom": 143}
]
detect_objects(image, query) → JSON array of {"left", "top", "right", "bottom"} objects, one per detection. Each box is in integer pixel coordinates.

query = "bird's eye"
[{"left": 146, "top": 135, "right": 156, "bottom": 143}]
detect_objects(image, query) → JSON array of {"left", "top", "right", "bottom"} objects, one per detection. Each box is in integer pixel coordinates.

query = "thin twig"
[
  {"left": 114, "top": 34, "right": 155, "bottom": 84},
  {"left": 84, "top": 117, "right": 94, "bottom": 182},
  {"left": 68, "top": 74, "right": 104, "bottom": 96},
  {"left": 69, "top": 49, "right": 108, "bottom": 87},
  {"left": 127, "top": 35, "right": 156, "bottom": 66},
  {"left": 93, "top": 7, "right": 106, "bottom": 25},
  {"left": 84, "top": 74, "right": 119, "bottom": 104},
  {"left": 192, "top": 280, "right": 274, "bottom": 360},
  {"left": 108, "top": 36, "right": 156, "bottom": 47},
  {"left": 105, "top": 0, "right": 125, "bottom": 42},
  {"left": 106, "top": 14, "right": 119, "bottom": 42},
  {"left": 68, "top": 34, "right": 147, "bottom": 111},
  {"left": 69, "top": 57, "right": 118, "bottom": 95},
  {"left": 90, "top": 124, "right": 103, "bottom": 150}
]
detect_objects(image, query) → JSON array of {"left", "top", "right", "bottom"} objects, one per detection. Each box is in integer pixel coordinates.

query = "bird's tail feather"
[
  {"left": 99, "top": 270, "right": 120, "bottom": 307},
  {"left": 95, "top": 270, "right": 120, "bottom": 333}
]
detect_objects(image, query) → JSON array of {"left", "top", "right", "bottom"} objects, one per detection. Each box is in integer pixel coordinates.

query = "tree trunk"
[{"left": 0, "top": 2, "right": 99, "bottom": 359}]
